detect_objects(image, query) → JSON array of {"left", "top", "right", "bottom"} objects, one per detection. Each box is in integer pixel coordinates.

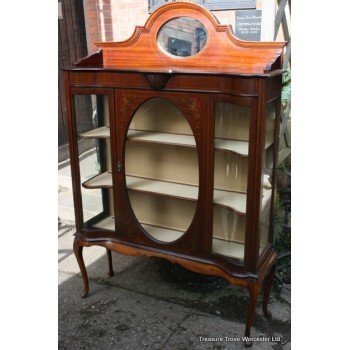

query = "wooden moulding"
[
  {"left": 91, "top": 2, "right": 285, "bottom": 75},
  {"left": 75, "top": 235, "right": 259, "bottom": 285},
  {"left": 74, "top": 50, "right": 103, "bottom": 68},
  {"left": 68, "top": 70, "right": 261, "bottom": 97},
  {"left": 74, "top": 234, "right": 277, "bottom": 289}
]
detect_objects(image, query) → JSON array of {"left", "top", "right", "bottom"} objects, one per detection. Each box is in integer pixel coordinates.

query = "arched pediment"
[{"left": 85, "top": 2, "right": 286, "bottom": 75}]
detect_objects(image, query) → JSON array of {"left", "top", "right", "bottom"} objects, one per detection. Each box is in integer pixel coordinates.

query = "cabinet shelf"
[
  {"left": 143, "top": 224, "right": 244, "bottom": 259},
  {"left": 79, "top": 126, "right": 110, "bottom": 139},
  {"left": 128, "top": 130, "right": 273, "bottom": 156},
  {"left": 212, "top": 239, "right": 245, "bottom": 260},
  {"left": 79, "top": 127, "right": 273, "bottom": 156},
  {"left": 140, "top": 223, "right": 183, "bottom": 242},
  {"left": 92, "top": 216, "right": 115, "bottom": 231},
  {"left": 141, "top": 220, "right": 245, "bottom": 259},
  {"left": 120, "top": 220, "right": 245, "bottom": 258},
  {"left": 128, "top": 129, "right": 195, "bottom": 147},
  {"left": 82, "top": 171, "right": 112, "bottom": 188},
  {"left": 83, "top": 172, "right": 247, "bottom": 215},
  {"left": 128, "top": 129, "right": 266, "bottom": 157}
]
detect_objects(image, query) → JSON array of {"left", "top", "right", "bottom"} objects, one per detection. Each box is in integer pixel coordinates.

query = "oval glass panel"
[
  {"left": 125, "top": 98, "right": 199, "bottom": 243},
  {"left": 157, "top": 17, "right": 207, "bottom": 57}
]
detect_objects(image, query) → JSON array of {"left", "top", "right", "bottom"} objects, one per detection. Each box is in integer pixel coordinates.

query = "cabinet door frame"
[
  {"left": 114, "top": 89, "right": 208, "bottom": 257},
  {"left": 207, "top": 94, "right": 258, "bottom": 271},
  {"left": 258, "top": 95, "right": 282, "bottom": 266},
  {"left": 66, "top": 86, "right": 117, "bottom": 235}
]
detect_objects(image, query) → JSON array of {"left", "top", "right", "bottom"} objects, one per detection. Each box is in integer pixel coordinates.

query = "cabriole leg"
[
  {"left": 73, "top": 238, "right": 89, "bottom": 298},
  {"left": 107, "top": 249, "right": 114, "bottom": 277},
  {"left": 244, "top": 279, "right": 259, "bottom": 347},
  {"left": 263, "top": 264, "right": 276, "bottom": 318}
]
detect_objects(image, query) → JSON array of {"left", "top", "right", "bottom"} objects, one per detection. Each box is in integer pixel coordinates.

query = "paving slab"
[
  {"left": 58, "top": 153, "right": 103, "bottom": 223},
  {"left": 59, "top": 272, "right": 289, "bottom": 350},
  {"left": 59, "top": 273, "right": 188, "bottom": 350},
  {"left": 59, "top": 226, "right": 291, "bottom": 350}
]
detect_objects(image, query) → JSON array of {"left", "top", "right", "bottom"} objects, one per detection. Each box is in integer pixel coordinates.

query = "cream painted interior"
[
  {"left": 125, "top": 98, "right": 252, "bottom": 246},
  {"left": 259, "top": 101, "right": 277, "bottom": 252},
  {"left": 213, "top": 206, "right": 246, "bottom": 243},
  {"left": 92, "top": 212, "right": 245, "bottom": 259},
  {"left": 125, "top": 142, "right": 199, "bottom": 186},
  {"left": 127, "top": 129, "right": 273, "bottom": 157},
  {"left": 103, "top": 97, "right": 114, "bottom": 219},
  {"left": 80, "top": 126, "right": 110, "bottom": 139},
  {"left": 80, "top": 127, "right": 272, "bottom": 158},
  {"left": 214, "top": 152, "right": 248, "bottom": 193},
  {"left": 127, "top": 175, "right": 199, "bottom": 202},
  {"left": 129, "top": 98, "right": 193, "bottom": 135},
  {"left": 212, "top": 239, "right": 244, "bottom": 260},
  {"left": 128, "top": 191, "right": 246, "bottom": 244},
  {"left": 79, "top": 97, "right": 273, "bottom": 260},
  {"left": 83, "top": 171, "right": 112, "bottom": 188},
  {"left": 126, "top": 98, "right": 198, "bottom": 242},
  {"left": 84, "top": 171, "right": 250, "bottom": 247},
  {"left": 126, "top": 141, "right": 249, "bottom": 192},
  {"left": 259, "top": 185, "right": 273, "bottom": 252},
  {"left": 93, "top": 216, "right": 115, "bottom": 231},
  {"left": 77, "top": 95, "right": 115, "bottom": 229},
  {"left": 128, "top": 191, "right": 195, "bottom": 233},
  {"left": 80, "top": 127, "right": 273, "bottom": 158},
  {"left": 83, "top": 172, "right": 247, "bottom": 215},
  {"left": 215, "top": 102, "right": 250, "bottom": 141},
  {"left": 265, "top": 100, "right": 276, "bottom": 146},
  {"left": 128, "top": 129, "right": 196, "bottom": 147},
  {"left": 212, "top": 102, "right": 250, "bottom": 260},
  {"left": 142, "top": 224, "right": 184, "bottom": 243}
]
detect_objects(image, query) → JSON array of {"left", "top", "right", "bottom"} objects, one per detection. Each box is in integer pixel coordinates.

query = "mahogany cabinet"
[{"left": 64, "top": 2, "right": 285, "bottom": 346}]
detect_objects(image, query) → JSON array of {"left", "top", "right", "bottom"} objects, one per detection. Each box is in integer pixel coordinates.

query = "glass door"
[
  {"left": 115, "top": 90, "right": 205, "bottom": 254},
  {"left": 70, "top": 89, "right": 116, "bottom": 232},
  {"left": 259, "top": 99, "right": 279, "bottom": 256},
  {"left": 211, "top": 101, "right": 251, "bottom": 263},
  {"left": 124, "top": 97, "right": 199, "bottom": 243}
]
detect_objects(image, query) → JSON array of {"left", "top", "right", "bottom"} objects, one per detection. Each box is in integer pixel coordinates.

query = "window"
[{"left": 149, "top": 0, "right": 256, "bottom": 13}]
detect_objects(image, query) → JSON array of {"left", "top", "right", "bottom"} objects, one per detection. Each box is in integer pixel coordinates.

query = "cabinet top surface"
[{"left": 72, "top": 2, "right": 286, "bottom": 76}]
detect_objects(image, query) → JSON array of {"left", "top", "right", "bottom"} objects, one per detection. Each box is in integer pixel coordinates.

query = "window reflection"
[{"left": 158, "top": 17, "right": 207, "bottom": 57}]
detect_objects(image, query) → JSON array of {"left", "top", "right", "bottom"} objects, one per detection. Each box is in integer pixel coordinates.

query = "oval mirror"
[
  {"left": 125, "top": 98, "right": 199, "bottom": 243},
  {"left": 157, "top": 17, "right": 207, "bottom": 57}
]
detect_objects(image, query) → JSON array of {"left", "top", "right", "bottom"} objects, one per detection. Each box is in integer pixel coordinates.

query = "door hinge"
[{"left": 117, "top": 161, "right": 122, "bottom": 173}]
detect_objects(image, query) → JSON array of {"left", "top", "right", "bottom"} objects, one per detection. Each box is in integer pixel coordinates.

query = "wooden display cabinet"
[{"left": 64, "top": 2, "right": 285, "bottom": 346}]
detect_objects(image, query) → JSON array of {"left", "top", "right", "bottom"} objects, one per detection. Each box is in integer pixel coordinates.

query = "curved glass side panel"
[
  {"left": 125, "top": 98, "right": 199, "bottom": 243},
  {"left": 212, "top": 102, "right": 251, "bottom": 262},
  {"left": 73, "top": 94, "right": 115, "bottom": 231},
  {"left": 259, "top": 101, "right": 277, "bottom": 254}
]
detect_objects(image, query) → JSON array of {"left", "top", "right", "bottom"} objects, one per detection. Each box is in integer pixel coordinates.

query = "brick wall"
[
  {"left": 83, "top": 0, "right": 149, "bottom": 54},
  {"left": 83, "top": 0, "right": 280, "bottom": 56}
]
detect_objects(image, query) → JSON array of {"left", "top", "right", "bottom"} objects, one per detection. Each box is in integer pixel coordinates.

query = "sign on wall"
[
  {"left": 149, "top": 0, "right": 256, "bottom": 13},
  {"left": 235, "top": 9, "right": 262, "bottom": 41}
]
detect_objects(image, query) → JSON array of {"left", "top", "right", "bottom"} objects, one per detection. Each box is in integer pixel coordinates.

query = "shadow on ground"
[{"left": 58, "top": 227, "right": 291, "bottom": 350}]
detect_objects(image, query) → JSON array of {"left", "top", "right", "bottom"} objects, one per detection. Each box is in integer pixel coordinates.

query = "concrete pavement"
[{"left": 58, "top": 225, "right": 291, "bottom": 350}]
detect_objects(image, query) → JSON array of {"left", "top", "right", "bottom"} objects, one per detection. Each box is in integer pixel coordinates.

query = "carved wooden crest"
[{"left": 144, "top": 73, "right": 171, "bottom": 90}]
